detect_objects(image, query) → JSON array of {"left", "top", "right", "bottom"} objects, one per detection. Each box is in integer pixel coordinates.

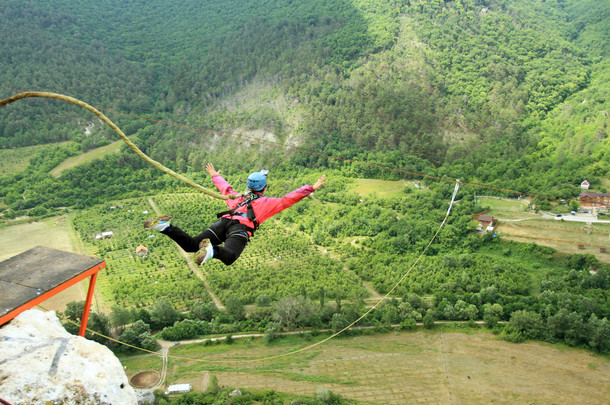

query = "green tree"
[
  {"left": 119, "top": 320, "right": 159, "bottom": 351},
  {"left": 273, "top": 296, "right": 299, "bottom": 329},
  {"left": 331, "top": 313, "right": 350, "bottom": 333},
  {"left": 264, "top": 322, "right": 282, "bottom": 344},
  {"left": 547, "top": 308, "right": 585, "bottom": 346},
  {"left": 61, "top": 301, "right": 110, "bottom": 344},
  {"left": 466, "top": 304, "right": 479, "bottom": 321},
  {"left": 150, "top": 298, "right": 180, "bottom": 329},
  {"left": 483, "top": 303, "right": 503, "bottom": 329},
  {"left": 507, "top": 310, "right": 544, "bottom": 340},
  {"left": 255, "top": 294, "right": 272, "bottom": 307},
  {"left": 224, "top": 294, "right": 245, "bottom": 321},
  {"left": 423, "top": 312, "right": 435, "bottom": 329},
  {"left": 110, "top": 305, "right": 132, "bottom": 332},
  {"left": 190, "top": 301, "right": 218, "bottom": 321},
  {"left": 585, "top": 314, "right": 610, "bottom": 354}
]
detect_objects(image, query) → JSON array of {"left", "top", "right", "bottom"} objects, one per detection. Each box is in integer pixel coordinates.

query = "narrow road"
[
  {"left": 150, "top": 344, "right": 168, "bottom": 391},
  {"left": 540, "top": 212, "right": 610, "bottom": 223},
  {"left": 147, "top": 198, "right": 224, "bottom": 309}
]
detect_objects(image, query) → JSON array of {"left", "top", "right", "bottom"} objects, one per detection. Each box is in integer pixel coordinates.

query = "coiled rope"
[{"left": 0, "top": 91, "right": 237, "bottom": 200}]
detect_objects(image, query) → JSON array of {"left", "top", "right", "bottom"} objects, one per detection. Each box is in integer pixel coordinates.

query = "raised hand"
[
  {"left": 313, "top": 175, "right": 326, "bottom": 191},
  {"left": 205, "top": 163, "right": 220, "bottom": 176}
]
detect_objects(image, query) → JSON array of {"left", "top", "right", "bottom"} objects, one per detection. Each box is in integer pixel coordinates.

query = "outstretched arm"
[
  {"left": 313, "top": 175, "right": 326, "bottom": 191},
  {"left": 207, "top": 163, "right": 239, "bottom": 198},
  {"left": 206, "top": 163, "right": 220, "bottom": 177}
]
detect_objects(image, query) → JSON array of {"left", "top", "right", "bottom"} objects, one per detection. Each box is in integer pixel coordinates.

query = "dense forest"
[{"left": 1, "top": 1, "right": 608, "bottom": 194}]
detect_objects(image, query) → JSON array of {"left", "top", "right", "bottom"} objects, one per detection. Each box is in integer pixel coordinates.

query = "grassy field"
[
  {"left": 349, "top": 178, "right": 417, "bottom": 198},
  {"left": 0, "top": 143, "right": 62, "bottom": 176},
  {"left": 498, "top": 219, "right": 610, "bottom": 262},
  {"left": 0, "top": 215, "right": 102, "bottom": 312},
  {"left": 476, "top": 196, "right": 531, "bottom": 218},
  {"left": 50, "top": 139, "right": 124, "bottom": 177},
  {"left": 0, "top": 215, "right": 74, "bottom": 261},
  {"left": 479, "top": 197, "right": 610, "bottom": 263},
  {"left": 121, "top": 354, "right": 164, "bottom": 379},
  {"left": 132, "top": 329, "right": 610, "bottom": 404}
]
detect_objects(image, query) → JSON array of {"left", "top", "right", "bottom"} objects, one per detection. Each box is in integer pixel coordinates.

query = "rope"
[
  {"left": 0, "top": 91, "right": 237, "bottom": 201},
  {"left": 245, "top": 182, "right": 459, "bottom": 363},
  {"left": 38, "top": 180, "right": 461, "bottom": 365}
]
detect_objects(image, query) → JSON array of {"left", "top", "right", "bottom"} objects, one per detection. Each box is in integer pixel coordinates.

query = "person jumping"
[{"left": 144, "top": 163, "right": 326, "bottom": 266}]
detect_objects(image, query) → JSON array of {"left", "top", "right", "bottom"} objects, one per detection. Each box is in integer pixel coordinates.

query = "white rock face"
[{"left": 0, "top": 309, "right": 137, "bottom": 405}]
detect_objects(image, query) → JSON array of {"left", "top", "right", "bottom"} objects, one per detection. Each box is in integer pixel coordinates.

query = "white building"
[{"left": 165, "top": 384, "right": 192, "bottom": 395}]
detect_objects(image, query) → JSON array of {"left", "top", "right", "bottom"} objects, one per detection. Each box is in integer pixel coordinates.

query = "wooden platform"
[{"left": 0, "top": 246, "right": 105, "bottom": 335}]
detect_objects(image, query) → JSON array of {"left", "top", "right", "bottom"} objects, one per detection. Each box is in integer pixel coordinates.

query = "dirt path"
[
  {"left": 148, "top": 343, "right": 169, "bottom": 391},
  {"left": 201, "top": 371, "right": 210, "bottom": 392},
  {"left": 147, "top": 198, "right": 224, "bottom": 309},
  {"left": 321, "top": 247, "right": 383, "bottom": 300}
]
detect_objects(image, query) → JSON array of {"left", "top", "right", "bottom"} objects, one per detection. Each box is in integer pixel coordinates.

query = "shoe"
[
  {"left": 195, "top": 239, "right": 214, "bottom": 265},
  {"left": 143, "top": 214, "right": 171, "bottom": 231}
]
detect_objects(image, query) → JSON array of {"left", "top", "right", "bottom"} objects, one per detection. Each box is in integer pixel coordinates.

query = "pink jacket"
[{"left": 213, "top": 174, "right": 314, "bottom": 232}]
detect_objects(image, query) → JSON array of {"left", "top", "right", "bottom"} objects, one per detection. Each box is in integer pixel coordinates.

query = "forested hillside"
[{"left": 1, "top": 0, "right": 608, "bottom": 198}]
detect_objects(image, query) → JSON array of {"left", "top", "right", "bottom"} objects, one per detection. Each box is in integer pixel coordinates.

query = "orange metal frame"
[{"left": 0, "top": 261, "right": 105, "bottom": 337}]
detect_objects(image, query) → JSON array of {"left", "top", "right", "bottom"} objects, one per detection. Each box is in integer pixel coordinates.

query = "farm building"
[
  {"left": 135, "top": 245, "right": 149, "bottom": 257},
  {"left": 478, "top": 215, "right": 496, "bottom": 231},
  {"left": 580, "top": 180, "right": 590, "bottom": 189},
  {"left": 472, "top": 213, "right": 497, "bottom": 232},
  {"left": 578, "top": 191, "right": 610, "bottom": 211}
]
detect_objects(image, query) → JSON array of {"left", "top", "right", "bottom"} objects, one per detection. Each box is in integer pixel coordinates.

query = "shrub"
[
  {"left": 264, "top": 322, "right": 282, "bottom": 344},
  {"left": 423, "top": 313, "right": 435, "bottom": 329},
  {"left": 400, "top": 318, "right": 417, "bottom": 331}
]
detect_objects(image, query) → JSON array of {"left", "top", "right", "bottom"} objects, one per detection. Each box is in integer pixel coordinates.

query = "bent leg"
[
  {"left": 213, "top": 231, "right": 248, "bottom": 265},
  {"left": 161, "top": 225, "right": 219, "bottom": 252}
]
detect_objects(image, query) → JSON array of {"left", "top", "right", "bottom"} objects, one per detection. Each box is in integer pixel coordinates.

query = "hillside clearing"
[
  {"left": 479, "top": 197, "right": 610, "bottom": 263},
  {"left": 349, "top": 178, "right": 416, "bottom": 198},
  {"left": 0, "top": 216, "right": 74, "bottom": 261},
  {"left": 0, "top": 143, "right": 68, "bottom": 176},
  {"left": 50, "top": 139, "right": 124, "bottom": 177}
]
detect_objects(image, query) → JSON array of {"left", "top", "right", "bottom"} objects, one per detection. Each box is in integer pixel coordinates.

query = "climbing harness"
[
  {"left": 216, "top": 193, "right": 262, "bottom": 232},
  {"left": 0, "top": 91, "right": 238, "bottom": 201}
]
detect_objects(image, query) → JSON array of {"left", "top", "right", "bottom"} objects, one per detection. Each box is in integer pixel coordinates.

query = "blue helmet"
[{"left": 247, "top": 171, "right": 267, "bottom": 191}]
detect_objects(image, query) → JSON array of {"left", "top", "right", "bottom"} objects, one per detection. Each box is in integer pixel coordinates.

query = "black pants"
[{"left": 161, "top": 218, "right": 250, "bottom": 265}]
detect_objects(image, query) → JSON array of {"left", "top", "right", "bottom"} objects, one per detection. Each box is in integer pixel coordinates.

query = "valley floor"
[{"left": 121, "top": 329, "right": 610, "bottom": 405}]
